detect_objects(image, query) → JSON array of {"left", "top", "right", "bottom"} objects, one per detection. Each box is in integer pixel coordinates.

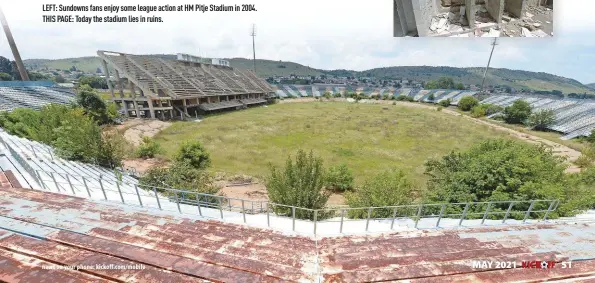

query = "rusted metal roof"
[{"left": 1, "top": 171, "right": 595, "bottom": 282}]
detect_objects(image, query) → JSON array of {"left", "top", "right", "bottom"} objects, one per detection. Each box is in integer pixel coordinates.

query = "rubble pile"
[{"left": 428, "top": 4, "right": 553, "bottom": 38}]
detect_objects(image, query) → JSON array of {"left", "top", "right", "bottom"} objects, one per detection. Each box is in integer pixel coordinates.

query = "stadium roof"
[{"left": 1, "top": 171, "right": 595, "bottom": 282}]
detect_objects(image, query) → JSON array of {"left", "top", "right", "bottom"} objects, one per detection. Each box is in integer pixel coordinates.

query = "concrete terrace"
[{"left": 1, "top": 171, "right": 595, "bottom": 282}]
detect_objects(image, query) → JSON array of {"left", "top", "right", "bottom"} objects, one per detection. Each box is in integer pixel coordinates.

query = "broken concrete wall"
[
  {"left": 505, "top": 0, "right": 526, "bottom": 18},
  {"left": 487, "top": 0, "right": 505, "bottom": 22},
  {"left": 412, "top": 0, "right": 437, "bottom": 36}
]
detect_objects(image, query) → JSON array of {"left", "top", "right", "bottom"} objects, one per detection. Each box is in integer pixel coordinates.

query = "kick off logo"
[{"left": 521, "top": 260, "right": 556, "bottom": 269}]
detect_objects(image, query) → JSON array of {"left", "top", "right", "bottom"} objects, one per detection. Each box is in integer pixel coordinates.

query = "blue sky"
[{"left": 1, "top": 0, "right": 594, "bottom": 84}]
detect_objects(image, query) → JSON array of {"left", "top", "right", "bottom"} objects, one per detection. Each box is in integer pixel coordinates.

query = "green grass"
[{"left": 153, "top": 102, "right": 512, "bottom": 186}]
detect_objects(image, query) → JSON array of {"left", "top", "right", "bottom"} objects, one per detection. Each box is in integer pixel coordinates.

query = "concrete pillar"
[
  {"left": 394, "top": 0, "right": 408, "bottom": 36},
  {"left": 101, "top": 60, "right": 115, "bottom": 99},
  {"left": 182, "top": 99, "right": 188, "bottom": 115},
  {"left": 466, "top": 0, "right": 477, "bottom": 28},
  {"left": 148, "top": 99, "right": 156, "bottom": 119},
  {"left": 113, "top": 70, "right": 129, "bottom": 117},
  {"left": 128, "top": 81, "right": 140, "bottom": 118},
  {"left": 487, "top": 0, "right": 505, "bottom": 23},
  {"left": 412, "top": 0, "right": 436, "bottom": 37},
  {"left": 505, "top": 0, "right": 526, "bottom": 18}
]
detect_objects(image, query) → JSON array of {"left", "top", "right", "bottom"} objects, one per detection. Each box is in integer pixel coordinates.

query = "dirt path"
[
  {"left": 283, "top": 98, "right": 583, "bottom": 173},
  {"left": 118, "top": 119, "right": 172, "bottom": 146}
]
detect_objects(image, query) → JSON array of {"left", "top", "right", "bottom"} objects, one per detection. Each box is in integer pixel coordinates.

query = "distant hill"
[
  {"left": 587, "top": 83, "right": 595, "bottom": 90},
  {"left": 23, "top": 56, "right": 322, "bottom": 78},
  {"left": 23, "top": 56, "right": 594, "bottom": 94}
]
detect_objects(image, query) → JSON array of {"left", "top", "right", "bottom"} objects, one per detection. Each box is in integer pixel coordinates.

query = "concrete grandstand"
[{"left": 98, "top": 51, "right": 275, "bottom": 120}]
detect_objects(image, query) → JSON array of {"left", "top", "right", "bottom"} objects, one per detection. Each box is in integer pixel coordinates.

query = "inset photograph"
[{"left": 394, "top": 0, "right": 553, "bottom": 37}]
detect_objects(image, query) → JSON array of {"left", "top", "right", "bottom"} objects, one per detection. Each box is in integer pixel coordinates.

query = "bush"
[
  {"left": 438, "top": 99, "right": 451, "bottom": 108},
  {"left": 326, "top": 164, "right": 354, "bottom": 192},
  {"left": 175, "top": 141, "right": 211, "bottom": 170},
  {"left": 265, "top": 150, "right": 329, "bottom": 219},
  {"left": 527, "top": 109, "right": 556, "bottom": 131},
  {"left": 395, "top": 95, "right": 414, "bottom": 102},
  {"left": 470, "top": 105, "right": 487, "bottom": 118},
  {"left": 136, "top": 136, "right": 162, "bottom": 159},
  {"left": 503, "top": 100, "right": 532, "bottom": 124},
  {"left": 333, "top": 93, "right": 342, "bottom": 98},
  {"left": 345, "top": 169, "right": 418, "bottom": 218},
  {"left": 428, "top": 93, "right": 435, "bottom": 101},
  {"left": 457, "top": 96, "right": 479, "bottom": 111},
  {"left": 424, "top": 139, "right": 573, "bottom": 217},
  {"left": 437, "top": 106, "right": 443, "bottom": 112},
  {"left": 139, "top": 162, "right": 220, "bottom": 202},
  {"left": 574, "top": 155, "right": 594, "bottom": 168}
]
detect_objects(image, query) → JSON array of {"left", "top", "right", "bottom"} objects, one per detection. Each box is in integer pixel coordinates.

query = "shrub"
[
  {"left": 346, "top": 169, "right": 418, "bottom": 218},
  {"left": 96, "top": 131, "right": 129, "bottom": 167},
  {"left": 438, "top": 99, "right": 451, "bottom": 107},
  {"left": 395, "top": 95, "right": 414, "bottom": 102},
  {"left": 139, "top": 162, "right": 220, "bottom": 202},
  {"left": 527, "top": 109, "right": 556, "bottom": 130},
  {"left": 574, "top": 155, "right": 594, "bottom": 168},
  {"left": 333, "top": 93, "right": 341, "bottom": 98},
  {"left": 265, "top": 150, "right": 329, "bottom": 219},
  {"left": 136, "top": 136, "right": 162, "bottom": 159},
  {"left": 326, "top": 164, "right": 354, "bottom": 192},
  {"left": 323, "top": 92, "right": 331, "bottom": 99},
  {"left": 503, "top": 100, "right": 532, "bottom": 124},
  {"left": 175, "top": 141, "right": 211, "bottom": 170},
  {"left": 428, "top": 93, "right": 435, "bottom": 101},
  {"left": 457, "top": 96, "right": 479, "bottom": 111},
  {"left": 424, "top": 139, "right": 573, "bottom": 217},
  {"left": 437, "top": 106, "right": 443, "bottom": 111},
  {"left": 470, "top": 105, "right": 487, "bottom": 118}
]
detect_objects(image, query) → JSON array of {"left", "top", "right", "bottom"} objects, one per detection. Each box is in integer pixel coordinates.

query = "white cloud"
[{"left": 1, "top": 0, "right": 594, "bottom": 83}]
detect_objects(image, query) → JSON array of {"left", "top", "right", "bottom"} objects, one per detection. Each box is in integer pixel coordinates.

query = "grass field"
[{"left": 153, "top": 102, "right": 512, "bottom": 186}]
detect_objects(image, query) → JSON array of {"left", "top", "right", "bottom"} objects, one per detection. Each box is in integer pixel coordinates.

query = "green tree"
[
  {"left": 0, "top": 72, "right": 12, "bottom": 81},
  {"left": 346, "top": 169, "right": 418, "bottom": 218},
  {"left": 325, "top": 164, "right": 354, "bottom": 192},
  {"left": 503, "top": 100, "right": 532, "bottom": 124},
  {"left": 175, "top": 141, "right": 211, "bottom": 170},
  {"left": 527, "top": 109, "right": 556, "bottom": 131},
  {"left": 455, "top": 83, "right": 465, "bottom": 90},
  {"left": 428, "top": 93, "right": 435, "bottom": 101},
  {"left": 54, "top": 75, "right": 66, "bottom": 83},
  {"left": 78, "top": 76, "right": 108, "bottom": 89},
  {"left": 424, "top": 139, "right": 571, "bottom": 217},
  {"left": 457, "top": 96, "right": 479, "bottom": 111},
  {"left": 75, "top": 85, "right": 118, "bottom": 125},
  {"left": 265, "top": 150, "right": 329, "bottom": 219}
]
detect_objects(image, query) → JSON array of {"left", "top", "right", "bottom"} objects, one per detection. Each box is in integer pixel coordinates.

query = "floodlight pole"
[
  {"left": 0, "top": 6, "right": 29, "bottom": 81},
  {"left": 481, "top": 38, "right": 498, "bottom": 93},
  {"left": 250, "top": 24, "right": 257, "bottom": 74}
]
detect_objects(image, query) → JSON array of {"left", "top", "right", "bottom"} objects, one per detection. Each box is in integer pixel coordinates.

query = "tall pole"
[
  {"left": 481, "top": 38, "right": 497, "bottom": 93},
  {"left": 250, "top": 24, "right": 256, "bottom": 74},
  {"left": 0, "top": 6, "right": 29, "bottom": 81}
]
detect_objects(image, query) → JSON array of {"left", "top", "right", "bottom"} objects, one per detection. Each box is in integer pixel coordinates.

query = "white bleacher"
[
  {"left": 451, "top": 92, "right": 477, "bottom": 104},
  {"left": 312, "top": 86, "right": 321, "bottom": 97},
  {"left": 499, "top": 96, "right": 523, "bottom": 107},
  {"left": 414, "top": 90, "right": 430, "bottom": 101},
  {"left": 275, "top": 89, "right": 288, "bottom": 98},
  {"left": 425, "top": 90, "right": 444, "bottom": 102},
  {"left": 436, "top": 91, "right": 461, "bottom": 103},
  {"left": 283, "top": 85, "right": 299, "bottom": 97},
  {"left": 0, "top": 87, "right": 75, "bottom": 112}
]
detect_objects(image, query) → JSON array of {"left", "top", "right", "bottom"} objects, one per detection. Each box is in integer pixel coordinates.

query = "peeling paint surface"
[{"left": 1, "top": 172, "right": 595, "bottom": 282}]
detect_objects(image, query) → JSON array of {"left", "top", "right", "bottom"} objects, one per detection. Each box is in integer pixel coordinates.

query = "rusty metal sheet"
[{"left": 0, "top": 248, "right": 110, "bottom": 283}]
